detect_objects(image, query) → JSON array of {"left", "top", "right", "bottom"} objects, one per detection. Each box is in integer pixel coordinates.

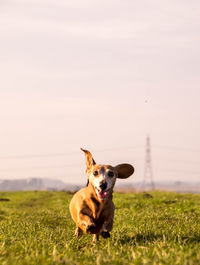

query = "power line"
[
  {"left": 154, "top": 145, "right": 200, "bottom": 153},
  {"left": 154, "top": 168, "right": 200, "bottom": 175},
  {"left": 1, "top": 144, "right": 200, "bottom": 161},
  {"left": 0, "top": 163, "right": 80, "bottom": 172},
  {"left": 0, "top": 151, "right": 79, "bottom": 160},
  {"left": 151, "top": 157, "right": 200, "bottom": 165},
  {"left": 0, "top": 145, "right": 143, "bottom": 160}
]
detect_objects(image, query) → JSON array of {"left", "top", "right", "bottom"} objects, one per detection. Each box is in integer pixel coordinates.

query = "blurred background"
[{"left": 0, "top": 0, "right": 200, "bottom": 190}]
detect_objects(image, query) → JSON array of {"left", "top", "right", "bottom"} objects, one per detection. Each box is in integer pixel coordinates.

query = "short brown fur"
[{"left": 69, "top": 149, "right": 134, "bottom": 242}]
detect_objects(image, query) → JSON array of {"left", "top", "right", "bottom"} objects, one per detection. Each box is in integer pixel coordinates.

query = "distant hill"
[
  {"left": 115, "top": 181, "right": 200, "bottom": 193},
  {"left": 0, "top": 178, "right": 81, "bottom": 191},
  {"left": 1, "top": 178, "right": 200, "bottom": 193}
]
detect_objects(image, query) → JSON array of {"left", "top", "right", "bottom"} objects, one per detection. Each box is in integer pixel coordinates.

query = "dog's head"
[{"left": 81, "top": 148, "right": 134, "bottom": 200}]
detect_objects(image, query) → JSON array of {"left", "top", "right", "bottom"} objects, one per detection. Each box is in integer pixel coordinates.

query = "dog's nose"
[{"left": 99, "top": 182, "right": 107, "bottom": 190}]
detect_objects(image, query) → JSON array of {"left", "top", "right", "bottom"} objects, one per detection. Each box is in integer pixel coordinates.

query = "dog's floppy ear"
[
  {"left": 81, "top": 148, "right": 96, "bottom": 173},
  {"left": 114, "top": 163, "right": 134, "bottom": 179}
]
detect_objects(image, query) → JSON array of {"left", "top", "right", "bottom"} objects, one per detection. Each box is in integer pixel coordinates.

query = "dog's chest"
[{"left": 89, "top": 196, "right": 107, "bottom": 220}]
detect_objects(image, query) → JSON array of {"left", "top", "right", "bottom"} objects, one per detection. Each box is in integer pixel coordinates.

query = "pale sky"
[{"left": 0, "top": 0, "right": 200, "bottom": 185}]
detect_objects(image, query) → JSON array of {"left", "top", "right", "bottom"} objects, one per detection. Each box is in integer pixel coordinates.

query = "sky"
[{"left": 0, "top": 0, "right": 200, "bottom": 185}]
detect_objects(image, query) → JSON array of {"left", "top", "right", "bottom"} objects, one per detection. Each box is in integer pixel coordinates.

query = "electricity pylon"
[{"left": 142, "top": 136, "right": 155, "bottom": 190}]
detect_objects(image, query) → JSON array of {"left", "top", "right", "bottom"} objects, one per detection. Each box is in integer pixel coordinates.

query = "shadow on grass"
[
  {"left": 0, "top": 198, "right": 10, "bottom": 201},
  {"left": 118, "top": 233, "right": 200, "bottom": 245},
  {"left": 118, "top": 233, "right": 163, "bottom": 245},
  {"left": 179, "top": 235, "right": 200, "bottom": 243}
]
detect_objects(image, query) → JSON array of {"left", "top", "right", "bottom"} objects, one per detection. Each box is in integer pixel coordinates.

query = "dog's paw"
[
  {"left": 101, "top": 230, "right": 110, "bottom": 238},
  {"left": 86, "top": 224, "right": 96, "bottom": 234}
]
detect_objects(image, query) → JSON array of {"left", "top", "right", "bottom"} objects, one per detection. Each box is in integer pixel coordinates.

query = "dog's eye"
[
  {"left": 108, "top": 171, "right": 114, "bottom": 177},
  {"left": 93, "top": 171, "right": 98, "bottom": 176}
]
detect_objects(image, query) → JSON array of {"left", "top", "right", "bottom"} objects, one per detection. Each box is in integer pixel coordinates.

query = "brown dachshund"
[{"left": 69, "top": 148, "right": 134, "bottom": 242}]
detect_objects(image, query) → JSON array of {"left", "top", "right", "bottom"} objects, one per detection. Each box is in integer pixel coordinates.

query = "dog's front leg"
[
  {"left": 75, "top": 226, "right": 83, "bottom": 238},
  {"left": 78, "top": 213, "right": 96, "bottom": 234},
  {"left": 92, "top": 234, "right": 99, "bottom": 243},
  {"left": 100, "top": 218, "right": 113, "bottom": 238}
]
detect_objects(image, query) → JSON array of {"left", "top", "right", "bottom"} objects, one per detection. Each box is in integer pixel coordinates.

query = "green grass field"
[{"left": 0, "top": 191, "right": 200, "bottom": 265}]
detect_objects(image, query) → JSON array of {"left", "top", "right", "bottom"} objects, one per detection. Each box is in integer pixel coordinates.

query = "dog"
[{"left": 69, "top": 148, "right": 134, "bottom": 242}]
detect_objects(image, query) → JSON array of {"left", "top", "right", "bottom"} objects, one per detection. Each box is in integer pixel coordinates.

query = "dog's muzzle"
[{"left": 95, "top": 187, "right": 111, "bottom": 200}]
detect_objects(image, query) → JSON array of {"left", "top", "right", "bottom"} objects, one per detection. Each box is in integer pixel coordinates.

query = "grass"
[{"left": 0, "top": 191, "right": 200, "bottom": 264}]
